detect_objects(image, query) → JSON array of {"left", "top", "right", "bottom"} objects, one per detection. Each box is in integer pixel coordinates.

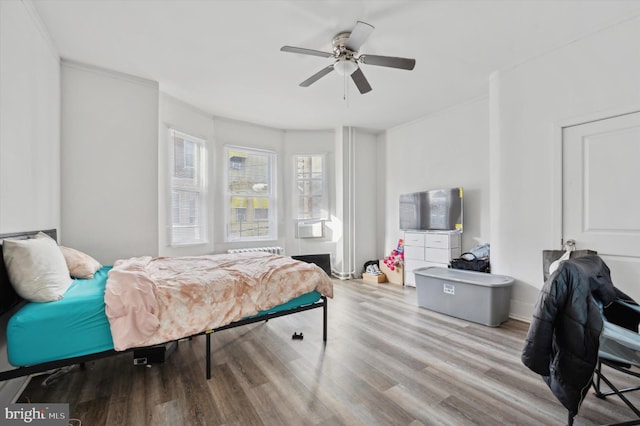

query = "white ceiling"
[{"left": 32, "top": 0, "right": 640, "bottom": 132}]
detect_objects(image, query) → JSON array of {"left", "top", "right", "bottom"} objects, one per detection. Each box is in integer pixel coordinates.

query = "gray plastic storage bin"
[{"left": 414, "top": 267, "right": 514, "bottom": 326}]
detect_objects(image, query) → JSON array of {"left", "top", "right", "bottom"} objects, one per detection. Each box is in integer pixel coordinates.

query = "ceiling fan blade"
[
  {"left": 299, "top": 65, "right": 335, "bottom": 87},
  {"left": 280, "top": 46, "right": 333, "bottom": 58},
  {"left": 350, "top": 67, "right": 372, "bottom": 94},
  {"left": 346, "top": 21, "right": 375, "bottom": 52},
  {"left": 360, "top": 54, "right": 416, "bottom": 70}
]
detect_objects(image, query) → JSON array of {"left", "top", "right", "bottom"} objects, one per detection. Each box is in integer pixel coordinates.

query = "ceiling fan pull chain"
[
  {"left": 344, "top": 73, "right": 351, "bottom": 107},
  {"left": 343, "top": 73, "right": 347, "bottom": 102}
]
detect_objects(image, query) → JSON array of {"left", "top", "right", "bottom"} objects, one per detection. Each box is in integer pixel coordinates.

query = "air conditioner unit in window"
[{"left": 296, "top": 220, "right": 324, "bottom": 239}]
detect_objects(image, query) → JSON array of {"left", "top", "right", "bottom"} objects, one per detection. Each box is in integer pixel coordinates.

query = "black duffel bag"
[{"left": 450, "top": 253, "right": 491, "bottom": 273}]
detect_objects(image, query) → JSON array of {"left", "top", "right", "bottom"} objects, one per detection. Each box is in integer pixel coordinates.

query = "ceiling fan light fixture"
[
  {"left": 281, "top": 20, "right": 416, "bottom": 94},
  {"left": 333, "top": 59, "right": 358, "bottom": 76}
]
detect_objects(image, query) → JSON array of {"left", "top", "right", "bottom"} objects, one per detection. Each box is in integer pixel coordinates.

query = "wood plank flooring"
[{"left": 17, "top": 279, "right": 640, "bottom": 425}]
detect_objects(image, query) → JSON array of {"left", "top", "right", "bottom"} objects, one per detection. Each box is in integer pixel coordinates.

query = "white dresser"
[{"left": 404, "top": 230, "right": 461, "bottom": 287}]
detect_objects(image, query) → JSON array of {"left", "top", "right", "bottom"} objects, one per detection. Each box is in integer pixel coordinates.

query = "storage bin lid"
[{"left": 414, "top": 267, "right": 514, "bottom": 288}]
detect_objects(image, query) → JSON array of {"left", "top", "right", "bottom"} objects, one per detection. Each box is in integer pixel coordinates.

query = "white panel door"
[{"left": 563, "top": 111, "right": 640, "bottom": 301}]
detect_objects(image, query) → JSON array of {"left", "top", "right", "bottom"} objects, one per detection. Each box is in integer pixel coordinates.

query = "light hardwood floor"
[{"left": 18, "top": 279, "right": 639, "bottom": 425}]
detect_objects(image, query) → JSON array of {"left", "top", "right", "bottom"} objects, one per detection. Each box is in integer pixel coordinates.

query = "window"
[
  {"left": 294, "top": 154, "right": 328, "bottom": 220},
  {"left": 225, "top": 146, "right": 276, "bottom": 241},
  {"left": 169, "top": 129, "right": 207, "bottom": 245}
]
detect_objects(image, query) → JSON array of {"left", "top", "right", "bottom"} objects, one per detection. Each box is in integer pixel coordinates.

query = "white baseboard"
[
  {"left": 509, "top": 313, "right": 531, "bottom": 323},
  {"left": 509, "top": 299, "right": 534, "bottom": 323}
]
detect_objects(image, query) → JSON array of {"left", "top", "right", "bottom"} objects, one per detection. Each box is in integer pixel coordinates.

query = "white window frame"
[
  {"left": 224, "top": 145, "right": 277, "bottom": 242},
  {"left": 168, "top": 129, "right": 207, "bottom": 246},
  {"left": 293, "top": 153, "right": 328, "bottom": 221}
]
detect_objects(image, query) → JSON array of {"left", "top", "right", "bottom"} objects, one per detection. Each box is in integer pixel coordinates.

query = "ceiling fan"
[{"left": 280, "top": 21, "right": 416, "bottom": 94}]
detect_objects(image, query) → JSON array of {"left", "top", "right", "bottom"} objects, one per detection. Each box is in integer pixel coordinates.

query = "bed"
[{"left": 0, "top": 229, "right": 332, "bottom": 381}]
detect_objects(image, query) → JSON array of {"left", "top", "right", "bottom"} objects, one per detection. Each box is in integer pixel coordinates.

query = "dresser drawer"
[
  {"left": 425, "top": 232, "right": 460, "bottom": 249},
  {"left": 426, "top": 247, "right": 461, "bottom": 264},
  {"left": 404, "top": 245, "right": 425, "bottom": 260},
  {"left": 404, "top": 232, "right": 425, "bottom": 246},
  {"left": 403, "top": 259, "right": 427, "bottom": 286}
]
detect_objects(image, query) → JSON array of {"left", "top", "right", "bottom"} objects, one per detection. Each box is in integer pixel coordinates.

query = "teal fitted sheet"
[
  {"left": 7, "top": 266, "right": 114, "bottom": 366},
  {"left": 255, "top": 291, "right": 322, "bottom": 317},
  {"left": 7, "top": 265, "right": 322, "bottom": 367}
]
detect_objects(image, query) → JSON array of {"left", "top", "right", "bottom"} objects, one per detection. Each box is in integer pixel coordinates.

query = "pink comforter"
[{"left": 104, "top": 252, "right": 333, "bottom": 351}]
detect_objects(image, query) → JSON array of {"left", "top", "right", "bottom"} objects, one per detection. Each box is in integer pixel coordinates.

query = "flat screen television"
[{"left": 399, "top": 187, "right": 463, "bottom": 231}]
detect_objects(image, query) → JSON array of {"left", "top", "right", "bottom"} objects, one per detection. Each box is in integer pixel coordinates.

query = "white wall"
[
  {"left": 0, "top": 0, "right": 60, "bottom": 234},
  {"left": 491, "top": 16, "right": 640, "bottom": 320},
  {"left": 0, "top": 0, "right": 60, "bottom": 403},
  {"left": 283, "top": 129, "right": 337, "bottom": 259},
  {"left": 211, "top": 117, "right": 285, "bottom": 253},
  {"left": 159, "top": 101, "right": 380, "bottom": 271},
  {"left": 352, "top": 129, "right": 380, "bottom": 275},
  {"left": 159, "top": 98, "right": 345, "bottom": 259},
  {"left": 383, "top": 97, "right": 491, "bottom": 256},
  {"left": 158, "top": 100, "right": 344, "bottom": 259},
  {"left": 60, "top": 61, "right": 159, "bottom": 265},
  {"left": 158, "top": 94, "right": 216, "bottom": 256},
  {"left": 376, "top": 132, "right": 388, "bottom": 257},
  {"left": 333, "top": 127, "right": 380, "bottom": 278}
]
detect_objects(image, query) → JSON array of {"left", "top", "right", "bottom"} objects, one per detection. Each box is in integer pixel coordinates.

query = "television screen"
[{"left": 399, "top": 187, "right": 463, "bottom": 231}]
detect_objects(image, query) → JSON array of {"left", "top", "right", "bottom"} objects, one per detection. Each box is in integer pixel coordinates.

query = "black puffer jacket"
[{"left": 521, "top": 255, "right": 617, "bottom": 416}]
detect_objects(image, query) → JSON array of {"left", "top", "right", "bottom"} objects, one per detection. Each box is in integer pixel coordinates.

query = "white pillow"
[{"left": 2, "top": 232, "right": 73, "bottom": 302}]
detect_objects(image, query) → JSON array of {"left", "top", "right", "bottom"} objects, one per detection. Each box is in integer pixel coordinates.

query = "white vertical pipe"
[{"left": 348, "top": 127, "right": 356, "bottom": 277}]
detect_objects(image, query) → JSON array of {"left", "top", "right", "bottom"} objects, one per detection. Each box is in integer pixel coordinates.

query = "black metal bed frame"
[
  {"left": 203, "top": 295, "right": 327, "bottom": 379},
  {"left": 0, "top": 295, "right": 327, "bottom": 382},
  {"left": 0, "top": 229, "right": 330, "bottom": 383}
]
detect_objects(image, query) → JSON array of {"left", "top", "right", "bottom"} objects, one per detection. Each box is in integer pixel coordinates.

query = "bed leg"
[
  {"left": 206, "top": 332, "right": 211, "bottom": 380},
  {"left": 322, "top": 296, "right": 327, "bottom": 342}
]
